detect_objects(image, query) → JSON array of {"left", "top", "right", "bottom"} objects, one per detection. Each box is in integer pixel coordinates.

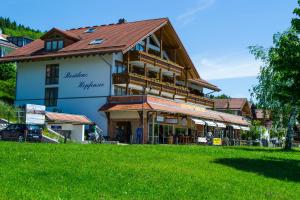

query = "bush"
[{"left": 0, "top": 101, "right": 20, "bottom": 123}]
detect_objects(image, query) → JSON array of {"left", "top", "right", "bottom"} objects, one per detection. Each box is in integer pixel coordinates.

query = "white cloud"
[
  {"left": 192, "top": 50, "right": 262, "bottom": 80},
  {"left": 177, "top": 0, "right": 215, "bottom": 25}
]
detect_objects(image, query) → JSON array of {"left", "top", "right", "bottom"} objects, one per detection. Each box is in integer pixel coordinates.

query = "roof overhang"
[
  {"left": 45, "top": 112, "right": 93, "bottom": 125},
  {"left": 99, "top": 95, "right": 250, "bottom": 126},
  {"left": 188, "top": 78, "right": 220, "bottom": 91}
]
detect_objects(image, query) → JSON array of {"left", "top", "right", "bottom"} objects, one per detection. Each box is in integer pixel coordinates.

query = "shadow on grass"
[
  {"left": 225, "top": 146, "right": 300, "bottom": 153},
  {"left": 215, "top": 157, "right": 300, "bottom": 182}
]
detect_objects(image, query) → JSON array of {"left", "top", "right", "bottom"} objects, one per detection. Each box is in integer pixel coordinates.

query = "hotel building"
[{"left": 0, "top": 18, "right": 249, "bottom": 143}]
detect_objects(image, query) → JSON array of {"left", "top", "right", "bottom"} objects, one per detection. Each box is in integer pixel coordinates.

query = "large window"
[
  {"left": 114, "top": 86, "right": 126, "bottom": 96},
  {"left": 115, "top": 61, "right": 127, "bottom": 74},
  {"left": 46, "top": 64, "right": 59, "bottom": 85},
  {"left": 45, "top": 87, "right": 58, "bottom": 107},
  {"left": 45, "top": 40, "right": 64, "bottom": 51}
]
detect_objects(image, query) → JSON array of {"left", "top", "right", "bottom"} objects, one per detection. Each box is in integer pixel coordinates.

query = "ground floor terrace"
[{"left": 100, "top": 95, "right": 250, "bottom": 145}]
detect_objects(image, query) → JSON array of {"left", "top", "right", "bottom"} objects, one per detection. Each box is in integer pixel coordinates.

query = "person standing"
[{"left": 135, "top": 127, "right": 143, "bottom": 144}]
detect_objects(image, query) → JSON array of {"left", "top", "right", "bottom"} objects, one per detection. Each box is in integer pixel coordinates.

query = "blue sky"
[{"left": 1, "top": 0, "right": 298, "bottom": 99}]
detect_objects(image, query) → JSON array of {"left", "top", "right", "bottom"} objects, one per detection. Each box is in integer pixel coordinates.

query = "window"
[
  {"left": 46, "top": 41, "right": 52, "bottom": 51},
  {"left": 133, "top": 43, "right": 144, "bottom": 51},
  {"left": 115, "top": 61, "right": 127, "bottom": 74},
  {"left": 114, "top": 86, "right": 126, "bottom": 96},
  {"left": 46, "top": 64, "right": 59, "bottom": 85},
  {"left": 45, "top": 40, "right": 64, "bottom": 51},
  {"left": 85, "top": 28, "right": 96, "bottom": 33},
  {"left": 45, "top": 87, "right": 58, "bottom": 107},
  {"left": 58, "top": 40, "right": 64, "bottom": 49},
  {"left": 52, "top": 41, "right": 57, "bottom": 50},
  {"left": 89, "top": 39, "right": 104, "bottom": 45}
]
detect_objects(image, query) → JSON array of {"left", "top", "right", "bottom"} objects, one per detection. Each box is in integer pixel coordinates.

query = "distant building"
[
  {"left": 214, "top": 98, "right": 252, "bottom": 118},
  {"left": 7, "top": 36, "right": 33, "bottom": 47},
  {"left": 252, "top": 108, "right": 272, "bottom": 128},
  {"left": 0, "top": 28, "right": 18, "bottom": 57}
]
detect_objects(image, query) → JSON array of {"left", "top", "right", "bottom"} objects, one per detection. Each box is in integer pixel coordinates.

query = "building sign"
[
  {"left": 156, "top": 116, "right": 165, "bottom": 122},
  {"left": 213, "top": 138, "right": 222, "bottom": 146},
  {"left": 51, "top": 125, "right": 62, "bottom": 131},
  {"left": 25, "top": 104, "right": 46, "bottom": 125},
  {"left": 64, "top": 71, "right": 104, "bottom": 91},
  {"left": 197, "top": 137, "right": 207, "bottom": 143},
  {"left": 165, "top": 118, "right": 178, "bottom": 124}
]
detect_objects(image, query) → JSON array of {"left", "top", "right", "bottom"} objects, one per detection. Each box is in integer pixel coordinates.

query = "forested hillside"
[
  {"left": 0, "top": 17, "right": 43, "bottom": 104},
  {"left": 0, "top": 17, "right": 43, "bottom": 39}
]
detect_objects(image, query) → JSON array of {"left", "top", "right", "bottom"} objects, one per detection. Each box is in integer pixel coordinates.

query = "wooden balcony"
[
  {"left": 128, "top": 50, "right": 184, "bottom": 74},
  {"left": 113, "top": 73, "right": 214, "bottom": 107}
]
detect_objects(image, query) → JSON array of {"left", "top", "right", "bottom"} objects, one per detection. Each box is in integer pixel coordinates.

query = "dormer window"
[
  {"left": 89, "top": 39, "right": 104, "bottom": 45},
  {"left": 85, "top": 28, "right": 96, "bottom": 33},
  {"left": 45, "top": 40, "right": 64, "bottom": 51}
]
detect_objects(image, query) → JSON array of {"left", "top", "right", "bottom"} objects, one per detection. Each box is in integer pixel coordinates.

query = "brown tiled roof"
[
  {"left": 0, "top": 18, "right": 218, "bottom": 92},
  {"left": 40, "top": 28, "right": 80, "bottom": 41},
  {"left": 100, "top": 95, "right": 250, "bottom": 126},
  {"left": 0, "top": 18, "right": 168, "bottom": 62},
  {"left": 46, "top": 112, "right": 92, "bottom": 124},
  {"left": 214, "top": 98, "right": 248, "bottom": 110},
  {"left": 188, "top": 78, "right": 220, "bottom": 91}
]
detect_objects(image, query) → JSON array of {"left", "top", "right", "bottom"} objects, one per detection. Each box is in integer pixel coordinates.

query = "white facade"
[{"left": 15, "top": 54, "right": 121, "bottom": 135}]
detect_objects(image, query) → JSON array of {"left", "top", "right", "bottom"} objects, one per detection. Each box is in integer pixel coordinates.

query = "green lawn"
[{"left": 0, "top": 142, "right": 299, "bottom": 200}]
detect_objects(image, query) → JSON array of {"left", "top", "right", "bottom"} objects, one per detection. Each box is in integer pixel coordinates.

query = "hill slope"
[{"left": 0, "top": 17, "right": 43, "bottom": 39}]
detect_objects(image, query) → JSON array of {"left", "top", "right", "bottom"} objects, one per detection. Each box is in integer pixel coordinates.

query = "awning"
[
  {"left": 216, "top": 122, "right": 226, "bottom": 128},
  {"left": 231, "top": 125, "right": 241, "bottom": 130},
  {"left": 100, "top": 96, "right": 250, "bottom": 127},
  {"left": 46, "top": 112, "right": 93, "bottom": 125},
  {"left": 205, "top": 120, "right": 216, "bottom": 127},
  {"left": 191, "top": 118, "right": 205, "bottom": 125},
  {"left": 241, "top": 126, "right": 250, "bottom": 131}
]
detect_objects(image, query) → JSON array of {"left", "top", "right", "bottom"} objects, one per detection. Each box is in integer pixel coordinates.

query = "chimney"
[{"left": 118, "top": 18, "right": 127, "bottom": 24}]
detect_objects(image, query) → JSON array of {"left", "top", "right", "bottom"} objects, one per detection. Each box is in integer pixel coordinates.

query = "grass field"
[{"left": 0, "top": 142, "right": 299, "bottom": 200}]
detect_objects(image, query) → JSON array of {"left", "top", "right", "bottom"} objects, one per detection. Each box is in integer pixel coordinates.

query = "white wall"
[
  {"left": 16, "top": 54, "right": 114, "bottom": 135},
  {"left": 47, "top": 123, "right": 85, "bottom": 142},
  {"left": 72, "top": 125, "right": 85, "bottom": 142}
]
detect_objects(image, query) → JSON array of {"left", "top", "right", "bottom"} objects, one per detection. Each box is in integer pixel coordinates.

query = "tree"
[
  {"left": 0, "top": 63, "right": 16, "bottom": 103},
  {"left": 249, "top": 30, "right": 300, "bottom": 150},
  {"left": 209, "top": 94, "right": 231, "bottom": 99},
  {"left": 0, "top": 63, "right": 16, "bottom": 81}
]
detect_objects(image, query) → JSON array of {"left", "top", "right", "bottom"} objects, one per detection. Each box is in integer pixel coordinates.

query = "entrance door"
[{"left": 116, "top": 122, "right": 132, "bottom": 143}]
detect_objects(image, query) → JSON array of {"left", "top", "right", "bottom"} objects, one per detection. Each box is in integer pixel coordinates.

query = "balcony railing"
[
  {"left": 113, "top": 73, "right": 214, "bottom": 107},
  {"left": 128, "top": 50, "right": 184, "bottom": 74}
]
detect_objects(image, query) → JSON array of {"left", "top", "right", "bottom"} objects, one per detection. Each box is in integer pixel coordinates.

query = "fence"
[{"left": 0, "top": 101, "right": 25, "bottom": 124}]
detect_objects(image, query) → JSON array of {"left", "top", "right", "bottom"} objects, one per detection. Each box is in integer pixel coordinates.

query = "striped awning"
[
  {"left": 216, "top": 122, "right": 226, "bottom": 128},
  {"left": 205, "top": 121, "right": 217, "bottom": 127},
  {"left": 231, "top": 125, "right": 241, "bottom": 130},
  {"left": 240, "top": 126, "right": 250, "bottom": 131},
  {"left": 191, "top": 118, "right": 205, "bottom": 125}
]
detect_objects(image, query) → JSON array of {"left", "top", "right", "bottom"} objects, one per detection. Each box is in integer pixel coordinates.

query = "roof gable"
[
  {"left": 40, "top": 28, "right": 80, "bottom": 41},
  {"left": 214, "top": 98, "right": 248, "bottom": 110}
]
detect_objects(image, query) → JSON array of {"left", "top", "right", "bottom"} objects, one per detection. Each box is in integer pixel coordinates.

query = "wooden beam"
[
  {"left": 144, "top": 63, "right": 147, "bottom": 77},
  {"left": 144, "top": 38, "right": 148, "bottom": 53},
  {"left": 160, "top": 29, "right": 163, "bottom": 59},
  {"left": 159, "top": 68, "right": 162, "bottom": 82},
  {"left": 105, "top": 112, "right": 111, "bottom": 139},
  {"left": 185, "top": 66, "right": 189, "bottom": 88},
  {"left": 173, "top": 73, "right": 176, "bottom": 85},
  {"left": 127, "top": 52, "right": 130, "bottom": 73},
  {"left": 126, "top": 83, "right": 129, "bottom": 95}
]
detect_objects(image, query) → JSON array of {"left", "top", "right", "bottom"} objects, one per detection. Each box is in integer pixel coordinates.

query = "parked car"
[{"left": 0, "top": 124, "right": 43, "bottom": 142}]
